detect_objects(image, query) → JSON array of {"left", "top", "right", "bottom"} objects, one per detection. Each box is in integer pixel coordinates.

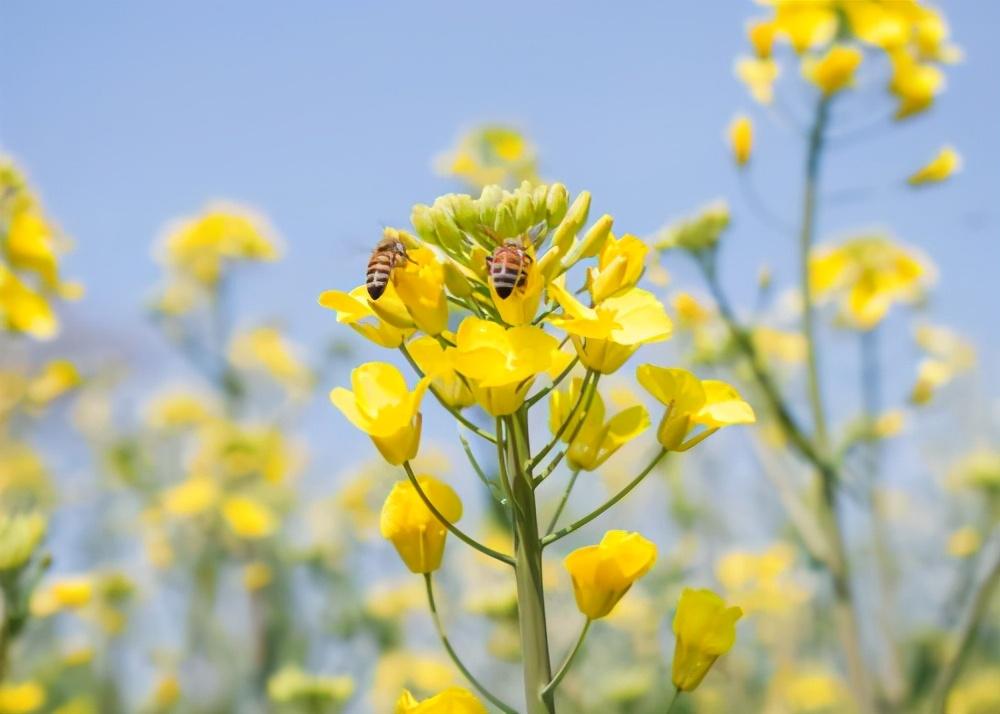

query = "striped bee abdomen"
[
  {"left": 488, "top": 240, "right": 531, "bottom": 299},
  {"left": 366, "top": 238, "right": 407, "bottom": 300}
]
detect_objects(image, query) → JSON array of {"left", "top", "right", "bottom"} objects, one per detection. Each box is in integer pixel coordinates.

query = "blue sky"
[{"left": 2, "top": 0, "right": 997, "bottom": 453}]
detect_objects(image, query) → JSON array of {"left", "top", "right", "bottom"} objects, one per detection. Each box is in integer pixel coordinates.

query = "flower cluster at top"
[
  {"left": 0, "top": 157, "right": 82, "bottom": 339},
  {"left": 736, "top": 0, "right": 960, "bottom": 118}
]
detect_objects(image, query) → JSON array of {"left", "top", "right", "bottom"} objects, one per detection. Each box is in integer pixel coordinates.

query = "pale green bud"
[
  {"left": 443, "top": 259, "right": 475, "bottom": 297},
  {"left": 545, "top": 183, "right": 569, "bottom": 227},
  {"left": 410, "top": 204, "right": 438, "bottom": 245},
  {"left": 532, "top": 184, "right": 550, "bottom": 224},
  {"left": 577, "top": 214, "right": 614, "bottom": 259},
  {"left": 656, "top": 200, "right": 730, "bottom": 253},
  {"left": 447, "top": 194, "right": 480, "bottom": 231},
  {"left": 515, "top": 189, "right": 535, "bottom": 234},
  {"left": 477, "top": 185, "right": 504, "bottom": 228},
  {"left": 0, "top": 511, "right": 46, "bottom": 571},
  {"left": 551, "top": 190, "right": 591, "bottom": 254},
  {"left": 493, "top": 202, "right": 518, "bottom": 238},
  {"left": 431, "top": 207, "right": 465, "bottom": 253}
]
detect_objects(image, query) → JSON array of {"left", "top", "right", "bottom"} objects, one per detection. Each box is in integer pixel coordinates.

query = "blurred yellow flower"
[
  {"left": 588, "top": 233, "right": 648, "bottom": 304},
  {"left": 753, "top": 326, "right": 807, "bottom": 365},
  {"left": 909, "top": 358, "right": 953, "bottom": 406},
  {"left": 435, "top": 125, "right": 538, "bottom": 189},
  {"left": 145, "top": 390, "right": 217, "bottom": 429},
  {"left": 450, "top": 316, "right": 559, "bottom": 415},
  {"left": 0, "top": 682, "right": 45, "bottom": 714},
  {"left": 747, "top": 19, "right": 776, "bottom": 58},
  {"left": 889, "top": 49, "right": 945, "bottom": 120},
  {"left": 243, "top": 561, "right": 273, "bottom": 590},
  {"left": 716, "top": 542, "right": 810, "bottom": 615},
  {"left": 406, "top": 335, "right": 475, "bottom": 409},
  {"left": 810, "top": 235, "right": 934, "bottom": 330},
  {"left": 548, "top": 377, "right": 649, "bottom": 471},
  {"left": 727, "top": 114, "right": 753, "bottom": 167},
  {"left": 0, "top": 511, "right": 46, "bottom": 571},
  {"left": 319, "top": 284, "right": 414, "bottom": 348},
  {"left": 162, "top": 476, "right": 218, "bottom": 517},
  {"left": 229, "top": 325, "right": 312, "bottom": 394},
  {"left": 394, "top": 246, "right": 448, "bottom": 336},
  {"left": 149, "top": 675, "right": 180, "bottom": 709},
  {"left": 671, "top": 292, "right": 712, "bottom": 328},
  {"left": 908, "top": 145, "right": 961, "bottom": 186},
  {"left": 380, "top": 475, "right": 462, "bottom": 574},
  {"left": 373, "top": 651, "right": 455, "bottom": 711},
  {"left": 395, "top": 687, "right": 487, "bottom": 714},
  {"left": 31, "top": 576, "right": 93, "bottom": 617},
  {"left": 803, "top": 45, "right": 862, "bottom": 96},
  {"left": 671, "top": 588, "right": 743, "bottom": 692},
  {"left": 637, "top": 365, "right": 755, "bottom": 451},
  {"left": 0, "top": 265, "right": 58, "bottom": 339},
  {"left": 735, "top": 56, "right": 780, "bottom": 104},
  {"left": 778, "top": 667, "right": 846, "bottom": 712},
  {"left": 548, "top": 284, "right": 673, "bottom": 375},
  {"left": 221, "top": 496, "right": 278, "bottom": 539},
  {"left": 267, "top": 667, "right": 354, "bottom": 707},
  {"left": 947, "top": 668, "right": 1000, "bottom": 714},
  {"left": 948, "top": 450, "right": 1000, "bottom": 495},
  {"left": 564, "top": 530, "right": 657, "bottom": 619},
  {"left": 330, "top": 362, "right": 430, "bottom": 464},
  {"left": 26, "top": 360, "right": 81, "bottom": 405},
  {"left": 947, "top": 527, "right": 981, "bottom": 559},
  {"left": 773, "top": 0, "right": 838, "bottom": 54}
]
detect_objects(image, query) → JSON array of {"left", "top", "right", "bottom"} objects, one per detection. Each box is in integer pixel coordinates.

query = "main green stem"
[
  {"left": 799, "top": 96, "right": 874, "bottom": 714},
  {"left": 507, "top": 414, "right": 555, "bottom": 713}
]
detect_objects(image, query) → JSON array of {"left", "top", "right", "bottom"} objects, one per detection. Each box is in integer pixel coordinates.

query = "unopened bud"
[
  {"left": 551, "top": 190, "right": 591, "bottom": 253},
  {"left": 431, "top": 207, "right": 464, "bottom": 253},
  {"left": 410, "top": 204, "right": 438, "bottom": 245},
  {"left": 545, "top": 183, "right": 569, "bottom": 227},
  {"left": 493, "top": 202, "right": 518, "bottom": 238},
  {"left": 577, "top": 215, "right": 614, "bottom": 260}
]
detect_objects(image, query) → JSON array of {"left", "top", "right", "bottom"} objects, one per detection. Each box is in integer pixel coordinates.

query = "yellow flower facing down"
[
  {"left": 564, "top": 530, "right": 657, "bottom": 619},
  {"left": 636, "top": 365, "right": 755, "bottom": 450},
  {"left": 803, "top": 45, "right": 863, "bottom": 96},
  {"left": 671, "top": 588, "right": 743, "bottom": 692},
  {"left": 549, "top": 378, "right": 649, "bottom": 471},
  {"left": 890, "top": 49, "right": 944, "bottom": 120},
  {"left": 222, "top": 496, "right": 278, "bottom": 539},
  {"left": 548, "top": 283, "right": 672, "bottom": 375},
  {"left": 810, "top": 236, "right": 934, "bottom": 330},
  {"left": 406, "top": 335, "right": 474, "bottom": 409},
  {"left": 747, "top": 19, "right": 776, "bottom": 58},
  {"left": 727, "top": 115, "right": 753, "bottom": 167},
  {"left": 0, "top": 681, "right": 45, "bottom": 713},
  {"left": 395, "top": 687, "right": 487, "bottom": 714},
  {"left": 735, "top": 56, "right": 780, "bottom": 105},
  {"left": 330, "top": 362, "right": 430, "bottom": 464},
  {"left": 450, "top": 316, "right": 559, "bottom": 416},
  {"left": 393, "top": 245, "right": 448, "bottom": 335},
  {"left": 588, "top": 233, "right": 648, "bottom": 304},
  {"left": 0, "top": 265, "right": 58, "bottom": 339},
  {"left": 319, "top": 283, "right": 414, "bottom": 348},
  {"left": 908, "top": 145, "right": 961, "bottom": 186},
  {"left": 380, "top": 475, "right": 463, "bottom": 574}
]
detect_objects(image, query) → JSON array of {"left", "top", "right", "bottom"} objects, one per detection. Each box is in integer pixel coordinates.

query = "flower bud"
[
  {"left": 493, "top": 202, "right": 518, "bottom": 238},
  {"left": 477, "top": 185, "right": 504, "bottom": 227},
  {"left": 431, "top": 207, "right": 464, "bottom": 254},
  {"left": 576, "top": 214, "right": 614, "bottom": 260},
  {"left": 448, "top": 193, "right": 480, "bottom": 231},
  {"left": 551, "top": 190, "right": 591, "bottom": 254},
  {"left": 443, "top": 260, "right": 474, "bottom": 298},
  {"left": 410, "top": 204, "right": 438, "bottom": 245},
  {"left": 515, "top": 188, "right": 535, "bottom": 233},
  {"left": 532, "top": 184, "right": 550, "bottom": 224},
  {"left": 545, "top": 183, "right": 569, "bottom": 227},
  {"left": 656, "top": 200, "right": 730, "bottom": 253},
  {"left": 728, "top": 114, "right": 753, "bottom": 167}
]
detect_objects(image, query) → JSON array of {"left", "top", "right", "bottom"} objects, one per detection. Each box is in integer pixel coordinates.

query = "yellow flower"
[
  {"left": 909, "top": 358, "right": 952, "bottom": 406},
  {"left": 778, "top": 667, "right": 846, "bottom": 712},
  {"left": 908, "top": 145, "right": 961, "bottom": 186},
  {"left": 330, "top": 362, "right": 430, "bottom": 464},
  {"left": 406, "top": 335, "right": 475, "bottom": 409},
  {"left": 380, "top": 475, "right": 463, "bottom": 574},
  {"left": 0, "top": 682, "right": 45, "bottom": 713},
  {"left": 803, "top": 45, "right": 863, "bottom": 96},
  {"left": 727, "top": 115, "right": 753, "bottom": 167},
  {"left": 548, "top": 378, "right": 649, "bottom": 471},
  {"left": 26, "top": 360, "right": 81, "bottom": 405},
  {"left": 671, "top": 588, "right": 743, "bottom": 692},
  {"left": 243, "top": 561, "right": 273, "bottom": 590},
  {"left": 636, "top": 365, "right": 755, "bottom": 451},
  {"left": 810, "top": 236, "right": 933, "bottom": 329},
  {"left": 843, "top": 1, "right": 910, "bottom": 49},
  {"left": 946, "top": 668, "right": 1000, "bottom": 714},
  {"left": 229, "top": 326, "right": 312, "bottom": 393},
  {"left": 450, "top": 317, "right": 559, "bottom": 416},
  {"left": 149, "top": 675, "right": 180, "bottom": 709},
  {"left": 747, "top": 19, "right": 776, "bottom": 58},
  {"left": 162, "top": 477, "right": 218, "bottom": 517},
  {"left": 947, "top": 527, "right": 981, "bottom": 559},
  {"left": 671, "top": 292, "right": 711, "bottom": 327},
  {"left": 6, "top": 211, "right": 60, "bottom": 289},
  {"left": 221, "top": 496, "right": 278, "bottom": 539},
  {"left": 488, "top": 245, "right": 544, "bottom": 326},
  {"left": 267, "top": 667, "right": 355, "bottom": 706},
  {"left": 564, "top": 530, "right": 657, "bottom": 619},
  {"left": 319, "top": 283, "right": 414, "bottom": 348},
  {"left": 373, "top": 651, "right": 456, "bottom": 711},
  {"left": 393, "top": 246, "right": 448, "bottom": 335},
  {"left": 31, "top": 576, "right": 93, "bottom": 617},
  {"left": 773, "top": 0, "right": 838, "bottom": 54},
  {"left": 434, "top": 125, "right": 539, "bottom": 189},
  {"left": 548, "top": 284, "right": 672, "bottom": 375},
  {"left": 145, "top": 390, "right": 217, "bottom": 429},
  {"left": 587, "top": 233, "right": 648, "bottom": 304},
  {"left": 395, "top": 687, "right": 487, "bottom": 714},
  {"left": 889, "top": 49, "right": 944, "bottom": 120},
  {"left": 0, "top": 265, "right": 58, "bottom": 339},
  {"left": 159, "top": 204, "right": 278, "bottom": 286},
  {"left": 913, "top": 7, "right": 962, "bottom": 63},
  {"left": 735, "top": 56, "right": 780, "bottom": 104}
]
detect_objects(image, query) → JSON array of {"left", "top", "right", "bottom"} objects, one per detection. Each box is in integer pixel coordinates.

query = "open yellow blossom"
[
  {"left": 735, "top": 56, "right": 780, "bottom": 104},
  {"left": 330, "top": 362, "right": 430, "bottom": 464},
  {"left": 406, "top": 335, "right": 475, "bottom": 409},
  {"left": 637, "top": 365, "right": 755, "bottom": 451},
  {"left": 549, "top": 378, "right": 649, "bottom": 472},
  {"left": 0, "top": 681, "right": 45, "bottom": 713},
  {"left": 908, "top": 145, "right": 961, "bottom": 186},
  {"left": 395, "top": 687, "right": 487, "bottom": 714},
  {"left": 548, "top": 284, "right": 672, "bottom": 375},
  {"left": 727, "top": 115, "right": 753, "bottom": 167},
  {"left": 380, "top": 475, "right": 462, "bottom": 574},
  {"left": 810, "top": 236, "right": 933, "bottom": 330},
  {"left": 393, "top": 245, "right": 448, "bottom": 335},
  {"left": 319, "top": 283, "right": 414, "bottom": 348},
  {"left": 159, "top": 204, "right": 278, "bottom": 286},
  {"left": 588, "top": 233, "right": 648, "bottom": 304},
  {"left": 564, "top": 530, "right": 657, "bottom": 619},
  {"left": 221, "top": 496, "right": 278, "bottom": 539},
  {"left": 772, "top": 0, "right": 838, "bottom": 54},
  {"left": 671, "top": 588, "right": 743, "bottom": 692},
  {"left": 889, "top": 49, "right": 944, "bottom": 119},
  {"left": 450, "top": 317, "right": 559, "bottom": 416},
  {"left": 803, "top": 45, "right": 862, "bottom": 96},
  {"left": 31, "top": 576, "right": 93, "bottom": 617}
]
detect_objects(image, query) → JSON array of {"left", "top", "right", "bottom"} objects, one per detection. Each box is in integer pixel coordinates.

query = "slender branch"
[
  {"left": 398, "top": 344, "right": 496, "bottom": 444},
  {"left": 666, "top": 688, "right": 682, "bottom": 714},
  {"left": 402, "top": 462, "right": 514, "bottom": 566},
  {"left": 458, "top": 429, "right": 498, "bottom": 496},
  {"left": 545, "top": 469, "right": 581, "bottom": 536},
  {"left": 540, "top": 619, "right": 591, "bottom": 698},
  {"left": 542, "top": 449, "right": 667, "bottom": 547},
  {"left": 529, "top": 372, "right": 595, "bottom": 470},
  {"left": 423, "top": 574, "right": 517, "bottom": 714},
  {"left": 928, "top": 540, "right": 1000, "bottom": 713}
]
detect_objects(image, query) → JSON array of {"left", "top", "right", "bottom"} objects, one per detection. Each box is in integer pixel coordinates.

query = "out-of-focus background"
[{"left": 1, "top": 2, "right": 998, "bottom": 713}]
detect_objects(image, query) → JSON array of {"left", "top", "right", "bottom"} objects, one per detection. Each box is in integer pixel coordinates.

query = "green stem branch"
[
  {"left": 545, "top": 470, "right": 581, "bottom": 536},
  {"left": 540, "top": 619, "right": 591, "bottom": 698}
]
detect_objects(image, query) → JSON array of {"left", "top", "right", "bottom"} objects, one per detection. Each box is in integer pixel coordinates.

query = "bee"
[
  {"left": 366, "top": 236, "right": 412, "bottom": 300},
  {"left": 487, "top": 238, "right": 532, "bottom": 299}
]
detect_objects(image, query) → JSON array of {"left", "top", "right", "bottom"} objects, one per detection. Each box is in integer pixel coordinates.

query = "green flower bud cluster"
[
  {"left": 655, "top": 200, "right": 731, "bottom": 254},
  {"left": 0, "top": 511, "right": 46, "bottom": 571},
  {"left": 267, "top": 666, "right": 355, "bottom": 708}
]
